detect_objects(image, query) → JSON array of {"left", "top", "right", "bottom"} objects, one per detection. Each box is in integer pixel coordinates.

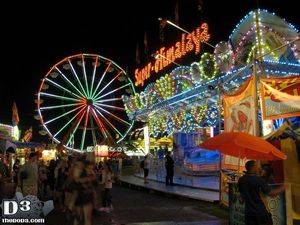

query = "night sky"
[{"left": 0, "top": 0, "right": 298, "bottom": 142}]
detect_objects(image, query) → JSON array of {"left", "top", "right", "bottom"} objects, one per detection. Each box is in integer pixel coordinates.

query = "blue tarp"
[{"left": 13, "top": 141, "right": 43, "bottom": 148}]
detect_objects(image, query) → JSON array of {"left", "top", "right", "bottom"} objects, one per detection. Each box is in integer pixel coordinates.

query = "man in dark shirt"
[
  {"left": 165, "top": 151, "right": 174, "bottom": 186},
  {"left": 238, "top": 160, "right": 285, "bottom": 225}
]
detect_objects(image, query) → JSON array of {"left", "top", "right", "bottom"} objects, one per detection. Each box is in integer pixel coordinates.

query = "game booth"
[{"left": 123, "top": 9, "right": 300, "bottom": 224}]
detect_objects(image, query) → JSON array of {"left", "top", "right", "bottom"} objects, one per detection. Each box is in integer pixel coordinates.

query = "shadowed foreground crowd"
[{"left": 2, "top": 152, "right": 118, "bottom": 225}]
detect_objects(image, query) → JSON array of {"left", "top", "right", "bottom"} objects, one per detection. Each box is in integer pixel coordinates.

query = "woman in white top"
[{"left": 99, "top": 162, "right": 113, "bottom": 212}]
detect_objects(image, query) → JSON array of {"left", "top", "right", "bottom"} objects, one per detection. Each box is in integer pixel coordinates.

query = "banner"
[
  {"left": 12, "top": 102, "right": 20, "bottom": 126},
  {"left": 223, "top": 76, "right": 257, "bottom": 135},
  {"left": 222, "top": 77, "right": 256, "bottom": 206},
  {"left": 223, "top": 76, "right": 257, "bottom": 168},
  {"left": 260, "top": 76, "right": 300, "bottom": 120}
]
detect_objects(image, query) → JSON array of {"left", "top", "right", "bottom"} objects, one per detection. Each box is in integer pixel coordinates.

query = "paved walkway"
[
  {"left": 128, "top": 222, "right": 226, "bottom": 225},
  {"left": 135, "top": 172, "right": 219, "bottom": 191},
  {"left": 119, "top": 175, "right": 219, "bottom": 202},
  {"left": 46, "top": 185, "right": 227, "bottom": 225}
]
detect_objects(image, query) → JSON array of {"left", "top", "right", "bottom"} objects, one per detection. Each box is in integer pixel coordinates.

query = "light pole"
[
  {"left": 152, "top": 53, "right": 182, "bottom": 67},
  {"left": 158, "top": 18, "right": 215, "bottom": 49}
]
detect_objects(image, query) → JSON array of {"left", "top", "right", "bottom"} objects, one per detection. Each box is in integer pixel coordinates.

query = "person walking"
[
  {"left": 99, "top": 161, "right": 114, "bottom": 212},
  {"left": 13, "top": 159, "right": 20, "bottom": 184},
  {"left": 55, "top": 160, "right": 68, "bottom": 209},
  {"left": 165, "top": 151, "right": 174, "bottom": 186},
  {"left": 73, "top": 160, "right": 95, "bottom": 225},
  {"left": 18, "top": 152, "right": 38, "bottom": 196},
  {"left": 47, "top": 159, "right": 56, "bottom": 198},
  {"left": 238, "top": 160, "right": 285, "bottom": 225},
  {"left": 38, "top": 161, "right": 47, "bottom": 200},
  {"left": 141, "top": 155, "right": 150, "bottom": 184}
]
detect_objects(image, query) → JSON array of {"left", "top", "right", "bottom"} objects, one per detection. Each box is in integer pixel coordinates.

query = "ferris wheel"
[{"left": 37, "top": 53, "right": 135, "bottom": 152}]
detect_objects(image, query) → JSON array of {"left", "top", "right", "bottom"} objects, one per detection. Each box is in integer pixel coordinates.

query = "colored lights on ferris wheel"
[
  {"left": 35, "top": 99, "right": 43, "bottom": 104},
  {"left": 42, "top": 84, "right": 49, "bottom": 90},
  {"left": 108, "top": 66, "right": 115, "bottom": 73},
  {"left": 92, "top": 61, "right": 100, "bottom": 67},
  {"left": 34, "top": 114, "right": 41, "bottom": 120},
  {"left": 37, "top": 53, "right": 135, "bottom": 152},
  {"left": 39, "top": 130, "right": 47, "bottom": 136},
  {"left": 118, "top": 75, "right": 126, "bottom": 82},
  {"left": 125, "top": 88, "right": 133, "bottom": 94},
  {"left": 63, "top": 64, "right": 71, "bottom": 70},
  {"left": 49, "top": 72, "right": 59, "bottom": 78}
]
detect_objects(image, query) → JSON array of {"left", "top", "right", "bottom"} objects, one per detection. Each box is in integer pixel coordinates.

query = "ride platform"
[{"left": 119, "top": 175, "right": 220, "bottom": 203}]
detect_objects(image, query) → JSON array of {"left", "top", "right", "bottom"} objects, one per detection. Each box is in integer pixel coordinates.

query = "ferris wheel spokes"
[
  {"left": 96, "top": 97, "right": 123, "bottom": 103},
  {"left": 90, "top": 115, "right": 97, "bottom": 146},
  {"left": 90, "top": 56, "right": 99, "bottom": 99},
  {"left": 94, "top": 102, "right": 125, "bottom": 111},
  {"left": 94, "top": 107, "right": 124, "bottom": 139},
  {"left": 81, "top": 55, "right": 90, "bottom": 98},
  {"left": 91, "top": 61, "right": 112, "bottom": 99},
  {"left": 91, "top": 108, "right": 109, "bottom": 139},
  {"left": 55, "top": 67, "right": 85, "bottom": 98},
  {"left": 40, "top": 103, "right": 80, "bottom": 110},
  {"left": 40, "top": 92, "right": 82, "bottom": 102},
  {"left": 65, "top": 110, "right": 86, "bottom": 147},
  {"left": 80, "top": 106, "right": 90, "bottom": 150},
  {"left": 92, "top": 70, "right": 124, "bottom": 100},
  {"left": 53, "top": 106, "right": 86, "bottom": 138},
  {"left": 94, "top": 83, "right": 131, "bottom": 101},
  {"left": 45, "top": 78, "right": 83, "bottom": 99},
  {"left": 94, "top": 104, "right": 131, "bottom": 126},
  {"left": 68, "top": 59, "right": 89, "bottom": 97},
  {"left": 44, "top": 104, "right": 85, "bottom": 125}
]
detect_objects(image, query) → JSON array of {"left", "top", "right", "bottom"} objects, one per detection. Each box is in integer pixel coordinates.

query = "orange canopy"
[{"left": 200, "top": 132, "right": 286, "bottom": 161}]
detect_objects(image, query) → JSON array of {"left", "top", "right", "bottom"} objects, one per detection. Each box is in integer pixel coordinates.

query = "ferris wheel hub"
[{"left": 85, "top": 98, "right": 94, "bottom": 106}]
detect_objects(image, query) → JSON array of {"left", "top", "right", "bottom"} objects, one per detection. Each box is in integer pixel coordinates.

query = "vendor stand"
[{"left": 201, "top": 132, "right": 289, "bottom": 224}]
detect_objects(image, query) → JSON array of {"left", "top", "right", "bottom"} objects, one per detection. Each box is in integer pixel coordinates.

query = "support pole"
[
  {"left": 253, "top": 9, "right": 261, "bottom": 137},
  {"left": 218, "top": 86, "right": 223, "bottom": 201},
  {"left": 252, "top": 53, "right": 260, "bottom": 137}
]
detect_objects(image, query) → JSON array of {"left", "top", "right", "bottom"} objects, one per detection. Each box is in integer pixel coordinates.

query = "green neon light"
[
  {"left": 81, "top": 56, "right": 90, "bottom": 98},
  {"left": 91, "top": 62, "right": 112, "bottom": 99},
  {"left": 54, "top": 107, "right": 85, "bottom": 138},
  {"left": 55, "top": 67, "right": 85, "bottom": 98},
  {"left": 94, "top": 108, "right": 124, "bottom": 138},
  {"left": 95, "top": 83, "right": 131, "bottom": 101},
  {"left": 45, "top": 105, "right": 84, "bottom": 125},
  {"left": 68, "top": 60, "right": 88, "bottom": 97}
]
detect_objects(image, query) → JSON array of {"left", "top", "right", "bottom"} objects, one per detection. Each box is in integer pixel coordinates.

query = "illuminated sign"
[
  {"left": 0, "top": 123, "right": 13, "bottom": 139},
  {"left": 86, "top": 146, "right": 94, "bottom": 152},
  {"left": 94, "top": 145, "right": 109, "bottom": 157},
  {"left": 108, "top": 146, "right": 128, "bottom": 152},
  {"left": 134, "top": 23, "right": 210, "bottom": 87},
  {"left": 12, "top": 126, "right": 20, "bottom": 141}
]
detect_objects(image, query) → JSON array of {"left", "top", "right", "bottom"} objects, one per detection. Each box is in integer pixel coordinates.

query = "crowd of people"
[
  {"left": 4, "top": 151, "right": 119, "bottom": 225},
  {"left": 2, "top": 148, "right": 286, "bottom": 225}
]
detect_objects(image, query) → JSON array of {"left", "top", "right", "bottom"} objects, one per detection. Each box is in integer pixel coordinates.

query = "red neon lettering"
[
  {"left": 134, "top": 22, "right": 210, "bottom": 86},
  {"left": 166, "top": 47, "right": 175, "bottom": 63},
  {"left": 175, "top": 42, "right": 182, "bottom": 59},
  {"left": 181, "top": 33, "right": 186, "bottom": 56},
  {"left": 186, "top": 33, "right": 194, "bottom": 52}
]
